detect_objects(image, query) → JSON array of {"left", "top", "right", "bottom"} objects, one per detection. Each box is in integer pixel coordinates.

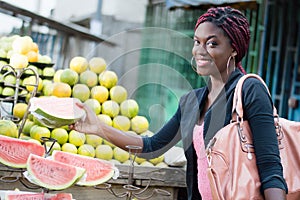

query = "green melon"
[
  {"left": 29, "top": 97, "right": 86, "bottom": 128},
  {"left": 0, "top": 135, "right": 45, "bottom": 168},
  {"left": 26, "top": 154, "right": 85, "bottom": 190},
  {"left": 52, "top": 150, "right": 115, "bottom": 186}
]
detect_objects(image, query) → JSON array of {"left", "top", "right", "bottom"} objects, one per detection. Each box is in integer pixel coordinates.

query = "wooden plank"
[{"left": 115, "top": 165, "right": 186, "bottom": 187}]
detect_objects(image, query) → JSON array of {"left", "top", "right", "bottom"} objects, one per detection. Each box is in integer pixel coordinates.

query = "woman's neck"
[{"left": 207, "top": 70, "right": 232, "bottom": 106}]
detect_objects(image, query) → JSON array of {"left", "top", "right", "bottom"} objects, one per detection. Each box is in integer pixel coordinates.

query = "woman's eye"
[
  {"left": 207, "top": 41, "right": 217, "bottom": 47},
  {"left": 193, "top": 39, "right": 200, "bottom": 45}
]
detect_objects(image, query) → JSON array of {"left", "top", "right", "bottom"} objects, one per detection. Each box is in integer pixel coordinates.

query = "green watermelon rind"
[
  {"left": 31, "top": 109, "right": 82, "bottom": 128},
  {"left": 52, "top": 150, "right": 115, "bottom": 186},
  {"left": 29, "top": 97, "right": 85, "bottom": 128},
  {"left": 26, "top": 154, "right": 86, "bottom": 190},
  {"left": 76, "top": 168, "right": 115, "bottom": 186},
  {"left": 0, "top": 135, "right": 45, "bottom": 168},
  {"left": 0, "top": 155, "right": 25, "bottom": 169}
]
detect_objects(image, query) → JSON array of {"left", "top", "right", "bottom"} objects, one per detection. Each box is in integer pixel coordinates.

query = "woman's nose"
[{"left": 193, "top": 44, "right": 207, "bottom": 56}]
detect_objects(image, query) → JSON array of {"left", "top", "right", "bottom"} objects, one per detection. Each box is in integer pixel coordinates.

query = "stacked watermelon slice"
[
  {"left": 0, "top": 135, "right": 45, "bottom": 168},
  {"left": 0, "top": 135, "right": 117, "bottom": 191}
]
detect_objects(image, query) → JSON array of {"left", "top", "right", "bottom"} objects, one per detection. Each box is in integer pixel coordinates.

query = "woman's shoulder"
[
  {"left": 240, "top": 75, "right": 271, "bottom": 104},
  {"left": 241, "top": 75, "right": 269, "bottom": 93}
]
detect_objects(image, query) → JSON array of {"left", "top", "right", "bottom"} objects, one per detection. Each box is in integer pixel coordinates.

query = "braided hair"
[{"left": 195, "top": 6, "right": 250, "bottom": 74}]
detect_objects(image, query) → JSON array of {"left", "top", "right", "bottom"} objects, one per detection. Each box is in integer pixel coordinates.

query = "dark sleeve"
[
  {"left": 141, "top": 105, "right": 182, "bottom": 159},
  {"left": 242, "top": 78, "right": 288, "bottom": 193}
]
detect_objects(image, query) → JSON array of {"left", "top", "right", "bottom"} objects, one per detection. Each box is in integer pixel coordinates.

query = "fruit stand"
[
  {"left": 0, "top": 2, "right": 188, "bottom": 199},
  {"left": 0, "top": 31, "right": 188, "bottom": 199}
]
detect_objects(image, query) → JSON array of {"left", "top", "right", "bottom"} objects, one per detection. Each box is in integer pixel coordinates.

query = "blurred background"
[{"left": 0, "top": 0, "right": 299, "bottom": 132}]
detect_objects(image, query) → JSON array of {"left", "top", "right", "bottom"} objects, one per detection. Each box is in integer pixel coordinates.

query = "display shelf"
[
  {"left": 0, "top": 142, "right": 186, "bottom": 199},
  {"left": 0, "top": 64, "right": 39, "bottom": 137},
  {"left": 0, "top": 162, "right": 186, "bottom": 200},
  {"left": 28, "top": 62, "right": 55, "bottom": 69}
]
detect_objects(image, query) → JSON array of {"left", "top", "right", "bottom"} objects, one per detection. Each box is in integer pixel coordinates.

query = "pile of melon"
[
  {"left": 0, "top": 35, "right": 53, "bottom": 103},
  {"left": 0, "top": 34, "right": 52, "bottom": 64},
  {"left": 19, "top": 54, "right": 167, "bottom": 167},
  {"left": 0, "top": 34, "right": 168, "bottom": 168}
]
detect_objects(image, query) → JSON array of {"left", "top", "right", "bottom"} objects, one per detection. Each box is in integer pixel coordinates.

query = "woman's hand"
[
  {"left": 69, "top": 102, "right": 104, "bottom": 136},
  {"left": 70, "top": 102, "right": 144, "bottom": 153}
]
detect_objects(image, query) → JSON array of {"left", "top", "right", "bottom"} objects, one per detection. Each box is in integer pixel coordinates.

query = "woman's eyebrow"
[
  {"left": 206, "top": 35, "right": 218, "bottom": 40},
  {"left": 194, "top": 34, "right": 218, "bottom": 40}
]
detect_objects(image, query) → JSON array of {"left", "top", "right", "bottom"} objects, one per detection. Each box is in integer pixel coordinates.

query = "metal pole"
[{"left": 90, "top": 0, "right": 103, "bottom": 36}]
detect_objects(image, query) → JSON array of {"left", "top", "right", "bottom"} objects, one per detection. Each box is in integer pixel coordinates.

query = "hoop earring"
[
  {"left": 226, "top": 56, "right": 235, "bottom": 75},
  {"left": 190, "top": 56, "right": 197, "bottom": 73}
]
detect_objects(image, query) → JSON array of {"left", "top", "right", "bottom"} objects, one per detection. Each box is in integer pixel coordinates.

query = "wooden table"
[{"left": 0, "top": 163, "right": 187, "bottom": 200}]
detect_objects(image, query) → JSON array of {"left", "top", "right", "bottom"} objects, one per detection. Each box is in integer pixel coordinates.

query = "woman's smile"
[{"left": 196, "top": 59, "right": 211, "bottom": 67}]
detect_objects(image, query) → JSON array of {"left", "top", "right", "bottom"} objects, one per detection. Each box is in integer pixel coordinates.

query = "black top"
[{"left": 142, "top": 69, "right": 288, "bottom": 199}]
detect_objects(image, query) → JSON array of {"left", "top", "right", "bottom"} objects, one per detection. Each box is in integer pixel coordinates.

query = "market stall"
[{"left": 0, "top": 2, "right": 191, "bottom": 199}]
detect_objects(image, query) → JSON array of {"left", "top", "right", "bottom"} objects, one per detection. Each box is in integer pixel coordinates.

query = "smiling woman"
[{"left": 192, "top": 22, "right": 235, "bottom": 77}]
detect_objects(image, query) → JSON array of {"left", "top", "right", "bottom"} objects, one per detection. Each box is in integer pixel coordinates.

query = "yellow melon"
[
  {"left": 69, "top": 56, "right": 88, "bottom": 74},
  {"left": 52, "top": 82, "right": 72, "bottom": 98}
]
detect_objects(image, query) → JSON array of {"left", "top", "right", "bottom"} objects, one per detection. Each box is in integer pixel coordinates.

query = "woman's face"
[{"left": 192, "top": 22, "right": 234, "bottom": 77}]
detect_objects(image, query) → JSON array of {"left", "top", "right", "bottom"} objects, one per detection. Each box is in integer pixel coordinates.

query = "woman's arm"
[
  {"left": 71, "top": 98, "right": 183, "bottom": 159},
  {"left": 242, "top": 78, "right": 288, "bottom": 198}
]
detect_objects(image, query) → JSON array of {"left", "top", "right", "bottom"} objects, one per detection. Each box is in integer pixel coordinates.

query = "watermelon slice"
[
  {"left": 45, "top": 193, "right": 73, "bottom": 200},
  {"left": 52, "top": 150, "right": 116, "bottom": 186},
  {"left": 0, "top": 135, "right": 45, "bottom": 168},
  {"left": 5, "top": 192, "right": 44, "bottom": 200},
  {"left": 26, "top": 154, "right": 85, "bottom": 190},
  {"left": 3, "top": 191, "right": 73, "bottom": 200},
  {"left": 29, "top": 97, "right": 85, "bottom": 128}
]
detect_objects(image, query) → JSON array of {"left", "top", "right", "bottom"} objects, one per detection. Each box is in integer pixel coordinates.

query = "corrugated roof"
[{"left": 166, "top": 0, "right": 256, "bottom": 9}]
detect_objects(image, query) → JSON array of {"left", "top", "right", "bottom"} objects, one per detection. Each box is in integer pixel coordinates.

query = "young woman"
[{"left": 70, "top": 6, "right": 287, "bottom": 200}]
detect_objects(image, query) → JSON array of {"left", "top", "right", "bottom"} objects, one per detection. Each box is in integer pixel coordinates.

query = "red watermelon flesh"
[
  {"left": 26, "top": 154, "right": 85, "bottom": 190},
  {"left": 52, "top": 150, "right": 115, "bottom": 186},
  {"left": 0, "top": 135, "right": 45, "bottom": 168},
  {"left": 45, "top": 193, "right": 73, "bottom": 200},
  {"left": 6, "top": 192, "right": 44, "bottom": 200},
  {"left": 5, "top": 192, "right": 73, "bottom": 200}
]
